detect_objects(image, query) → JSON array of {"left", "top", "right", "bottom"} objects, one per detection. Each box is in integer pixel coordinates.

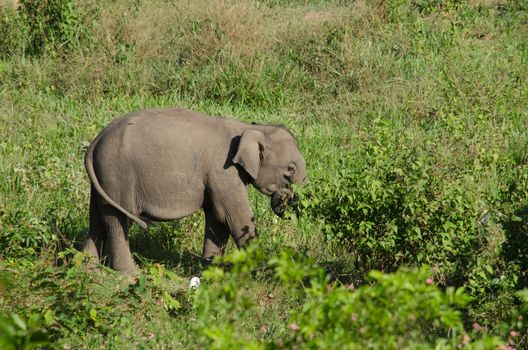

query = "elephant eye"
[{"left": 287, "top": 164, "right": 296, "bottom": 174}]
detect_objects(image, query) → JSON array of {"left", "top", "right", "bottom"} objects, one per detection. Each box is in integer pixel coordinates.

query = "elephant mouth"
[{"left": 271, "top": 189, "right": 299, "bottom": 218}]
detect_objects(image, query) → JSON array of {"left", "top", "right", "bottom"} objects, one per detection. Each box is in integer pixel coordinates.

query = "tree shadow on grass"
[
  {"left": 129, "top": 222, "right": 204, "bottom": 277},
  {"left": 319, "top": 258, "right": 364, "bottom": 286},
  {"left": 501, "top": 205, "right": 528, "bottom": 288},
  {"left": 72, "top": 222, "right": 204, "bottom": 277}
]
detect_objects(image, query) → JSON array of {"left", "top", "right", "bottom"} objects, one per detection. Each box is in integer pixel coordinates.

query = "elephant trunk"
[{"left": 271, "top": 188, "right": 299, "bottom": 218}]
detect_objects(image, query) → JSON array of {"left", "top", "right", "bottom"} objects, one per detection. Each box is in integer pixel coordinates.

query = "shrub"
[
  {"left": 0, "top": 0, "right": 86, "bottom": 57},
  {"left": 0, "top": 4, "right": 28, "bottom": 59},
  {"left": 23, "top": 0, "right": 87, "bottom": 55},
  {"left": 302, "top": 119, "right": 484, "bottom": 279},
  {"left": 194, "top": 247, "right": 506, "bottom": 349},
  {"left": 0, "top": 312, "right": 51, "bottom": 350},
  {"left": 279, "top": 268, "right": 502, "bottom": 349},
  {"left": 0, "top": 250, "right": 191, "bottom": 347},
  {"left": 301, "top": 114, "right": 528, "bottom": 325}
]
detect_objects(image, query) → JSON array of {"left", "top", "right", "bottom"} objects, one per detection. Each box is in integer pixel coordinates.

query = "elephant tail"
[{"left": 84, "top": 137, "right": 149, "bottom": 230}]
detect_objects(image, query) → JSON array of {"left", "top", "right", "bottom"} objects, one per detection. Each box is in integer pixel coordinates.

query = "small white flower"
[{"left": 189, "top": 277, "right": 201, "bottom": 289}]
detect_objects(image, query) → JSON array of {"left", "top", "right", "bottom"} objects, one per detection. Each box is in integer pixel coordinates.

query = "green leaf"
[
  {"left": 43, "top": 310, "right": 55, "bottom": 326},
  {"left": 11, "top": 314, "right": 26, "bottom": 331},
  {"left": 26, "top": 313, "right": 41, "bottom": 329},
  {"left": 162, "top": 292, "right": 181, "bottom": 311}
]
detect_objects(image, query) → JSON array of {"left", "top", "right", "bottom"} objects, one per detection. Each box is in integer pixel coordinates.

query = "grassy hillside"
[{"left": 0, "top": 0, "right": 527, "bottom": 348}]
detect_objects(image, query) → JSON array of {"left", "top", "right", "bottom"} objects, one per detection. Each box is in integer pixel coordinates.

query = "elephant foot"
[
  {"left": 111, "top": 256, "right": 138, "bottom": 276},
  {"left": 114, "top": 264, "right": 138, "bottom": 276},
  {"left": 82, "top": 254, "right": 101, "bottom": 273}
]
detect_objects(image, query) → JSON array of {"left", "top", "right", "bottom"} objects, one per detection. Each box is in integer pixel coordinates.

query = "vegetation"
[{"left": 1, "top": 0, "right": 526, "bottom": 348}]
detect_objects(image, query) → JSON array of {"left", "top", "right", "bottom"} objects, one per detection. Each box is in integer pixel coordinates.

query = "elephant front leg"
[
  {"left": 230, "top": 214, "right": 258, "bottom": 248},
  {"left": 210, "top": 199, "right": 257, "bottom": 249},
  {"left": 207, "top": 180, "right": 258, "bottom": 254},
  {"left": 202, "top": 209, "right": 230, "bottom": 267}
]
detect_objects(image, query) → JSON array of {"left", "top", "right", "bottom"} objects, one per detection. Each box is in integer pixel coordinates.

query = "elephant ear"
[{"left": 233, "top": 129, "right": 265, "bottom": 180}]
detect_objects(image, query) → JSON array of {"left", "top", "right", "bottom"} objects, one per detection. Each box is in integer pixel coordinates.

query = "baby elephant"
[{"left": 83, "top": 108, "right": 307, "bottom": 274}]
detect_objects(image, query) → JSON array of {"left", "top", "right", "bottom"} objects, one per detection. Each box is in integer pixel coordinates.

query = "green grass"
[{"left": 1, "top": 0, "right": 527, "bottom": 348}]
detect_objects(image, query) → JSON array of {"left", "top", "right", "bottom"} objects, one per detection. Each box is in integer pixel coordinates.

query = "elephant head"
[{"left": 233, "top": 125, "right": 307, "bottom": 216}]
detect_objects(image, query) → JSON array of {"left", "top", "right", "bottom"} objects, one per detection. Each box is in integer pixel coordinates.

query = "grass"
[{"left": 1, "top": 0, "right": 527, "bottom": 348}]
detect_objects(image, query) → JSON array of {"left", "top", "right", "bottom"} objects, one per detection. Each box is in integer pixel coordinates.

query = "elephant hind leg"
[
  {"left": 83, "top": 187, "right": 106, "bottom": 266},
  {"left": 100, "top": 206, "right": 137, "bottom": 274}
]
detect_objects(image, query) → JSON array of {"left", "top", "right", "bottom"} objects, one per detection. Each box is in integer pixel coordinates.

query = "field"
[{"left": 0, "top": 0, "right": 527, "bottom": 348}]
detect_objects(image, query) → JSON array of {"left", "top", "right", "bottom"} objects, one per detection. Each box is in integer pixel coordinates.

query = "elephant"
[{"left": 83, "top": 108, "right": 307, "bottom": 274}]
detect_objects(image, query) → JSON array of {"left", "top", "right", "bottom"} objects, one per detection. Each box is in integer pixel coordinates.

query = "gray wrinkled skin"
[{"left": 83, "top": 108, "right": 307, "bottom": 274}]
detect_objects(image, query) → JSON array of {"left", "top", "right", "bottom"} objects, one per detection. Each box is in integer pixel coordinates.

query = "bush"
[
  {"left": 280, "top": 268, "right": 502, "bottom": 349},
  {"left": 0, "top": 5, "right": 27, "bottom": 59},
  {"left": 303, "top": 119, "right": 483, "bottom": 278},
  {"left": 301, "top": 114, "right": 528, "bottom": 325},
  {"left": 0, "top": 0, "right": 86, "bottom": 58},
  {"left": 194, "top": 247, "right": 506, "bottom": 349},
  {"left": 0, "top": 313, "right": 51, "bottom": 350},
  {"left": 0, "top": 250, "right": 192, "bottom": 347}
]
